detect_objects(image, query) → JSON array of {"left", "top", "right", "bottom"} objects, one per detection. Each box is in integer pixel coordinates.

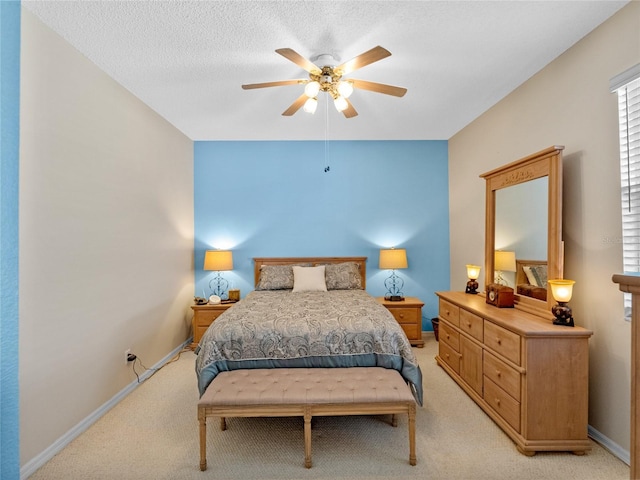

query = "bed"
[
  {"left": 515, "top": 259, "right": 548, "bottom": 301},
  {"left": 195, "top": 256, "right": 423, "bottom": 405}
]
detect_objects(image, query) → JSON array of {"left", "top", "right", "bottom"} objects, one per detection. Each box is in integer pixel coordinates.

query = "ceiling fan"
[{"left": 241, "top": 46, "right": 407, "bottom": 119}]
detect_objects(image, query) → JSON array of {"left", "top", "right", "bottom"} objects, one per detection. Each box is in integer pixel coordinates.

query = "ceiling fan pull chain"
[{"left": 324, "top": 94, "right": 330, "bottom": 173}]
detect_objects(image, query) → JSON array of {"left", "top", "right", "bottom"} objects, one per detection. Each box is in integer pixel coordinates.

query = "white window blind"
[{"left": 615, "top": 66, "right": 640, "bottom": 319}]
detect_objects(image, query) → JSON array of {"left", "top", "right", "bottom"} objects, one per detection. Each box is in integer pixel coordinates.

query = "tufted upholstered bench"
[{"left": 197, "top": 366, "right": 417, "bottom": 470}]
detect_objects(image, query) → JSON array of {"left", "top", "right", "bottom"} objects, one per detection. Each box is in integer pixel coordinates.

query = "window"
[{"left": 613, "top": 65, "right": 640, "bottom": 319}]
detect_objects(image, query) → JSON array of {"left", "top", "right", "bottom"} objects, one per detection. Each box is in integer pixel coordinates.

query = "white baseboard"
[
  {"left": 588, "top": 425, "right": 630, "bottom": 466},
  {"left": 20, "top": 339, "right": 192, "bottom": 480}
]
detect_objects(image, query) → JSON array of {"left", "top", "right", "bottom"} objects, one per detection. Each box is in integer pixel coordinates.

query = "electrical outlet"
[{"left": 125, "top": 349, "right": 131, "bottom": 365}]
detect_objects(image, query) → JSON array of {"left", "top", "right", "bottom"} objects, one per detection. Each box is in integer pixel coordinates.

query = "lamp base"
[
  {"left": 553, "top": 317, "right": 575, "bottom": 327},
  {"left": 465, "top": 279, "right": 479, "bottom": 294},
  {"left": 385, "top": 295, "right": 405, "bottom": 302},
  {"left": 552, "top": 303, "right": 575, "bottom": 327}
]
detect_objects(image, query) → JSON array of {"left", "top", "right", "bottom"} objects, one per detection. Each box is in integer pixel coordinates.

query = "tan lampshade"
[
  {"left": 494, "top": 251, "right": 516, "bottom": 272},
  {"left": 466, "top": 264, "right": 481, "bottom": 280},
  {"left": 379, "top": 248, "right": 408, "bottom": 270},
  {"left": 203, "top": 250, "right": 233, "bottom": 271},
  {"left": 548, "top": 279, "right": 575, "bottom": 303}
]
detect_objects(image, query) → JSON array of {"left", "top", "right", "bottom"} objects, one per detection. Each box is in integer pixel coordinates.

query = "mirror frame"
[{"left": 480, "top": 146, "right": 564, "bottom": 319}]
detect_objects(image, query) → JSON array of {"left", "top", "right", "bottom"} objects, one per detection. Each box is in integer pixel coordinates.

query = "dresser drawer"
[
  {"left": 195, "top": 324, "right": 212, "bottom": 344},
  {"left": 439, "top": 341, "right": 461, "bottom": 375},
  {"left": 193, "top": 310, "right": 224, "bottom": 345},
  {"left": 191, "top": 304, "right": 232, "bottom": 348},
  {"left": 439, "top": 299, "right": 460, "bottom": 327},
  {"left": 399, "top": 323, "right": 420, "bottom": 341},
  {"left": 197, "top": 309, "right": 226, "bottom": 324},
  {"left": 439, "top": 321, "right": 460, "bottom": 351},
  {"left": 484, "top": 377, "right": 521, "bottom": 433},
  {"left": 484, "top": 321, "right": 521, "bottom": 365},
  {"left": 388, "top": 307, "right": 420, "bottom": 325},
  {"left": 459, "top": 309, "right": 483, "bottom": 342},
  {"left": 484, "top": 351, "right": 521, "bottom": 401}
]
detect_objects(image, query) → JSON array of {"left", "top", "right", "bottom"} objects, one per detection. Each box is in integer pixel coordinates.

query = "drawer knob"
[
  {"left": 399, "top": 313, "right": 404, "bottom": 318},
  {"left": 467, "top": 322, "right": 471, "bottom": 328},
  {"left": 496, "top": 370, "right": 502, "bottom": 377},
  {"left": 496, "top": 399, "right": 501, "bottom": 406},
  {"left": 497, "top": 338, "right": 502, "bottom": 345}
]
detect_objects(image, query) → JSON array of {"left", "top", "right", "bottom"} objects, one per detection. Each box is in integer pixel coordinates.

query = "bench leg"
[
  {"left": 304, "top": 408, "right": 312, "bottom": 468},
  {"left": 408, "top": 404, "right": 416, "bottom": 466},
  {"left": 391, "top": 414, "right": 398, "bottom": 427},
  {"left": 219, "top": 417, "right": 226, "bottom": 431},
  {"left": 199, "top": 411, "right": 207, "bottom": 471}
]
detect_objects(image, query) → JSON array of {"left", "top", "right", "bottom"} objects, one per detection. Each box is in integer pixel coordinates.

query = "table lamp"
[
  {"left": 204, "top": 250, "right": 233, "bottom": 300},
  {"left": 379, "top": 248, "right": 408, "bottom": 301},
  {"left": 548, "top": 279, "right": 575, "bottom": 327},
  {"left": 465, "top": 264, "right": 481, "bottom": 294},
  {"left": 494, "top": 251, "right": 516, "bottom": 285}
]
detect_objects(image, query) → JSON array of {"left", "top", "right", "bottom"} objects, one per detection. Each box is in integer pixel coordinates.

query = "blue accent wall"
[
  {"left": 1, "top": 2, "right": 21, "bottom": 479},
  {"left": 194, "top": 140, "right": 449, "bottom": 326}
]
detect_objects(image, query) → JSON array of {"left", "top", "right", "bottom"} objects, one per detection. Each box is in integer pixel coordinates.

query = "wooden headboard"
[
  {"left": 253, "top": 257, "right": 367, "bottom": 289},
  {"left": 516, "top": 259, "right": 546, "bottom": 285}
]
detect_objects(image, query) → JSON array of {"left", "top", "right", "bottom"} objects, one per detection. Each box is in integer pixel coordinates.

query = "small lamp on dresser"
[
  {"left": 548, "top": 279, "right": 575, "bottom": 327},
  {"left": 494, "top": 250, "right": 516, "bottom": 285},
  {"left": 204, "top": 250, "right": 233, "bottom": 300},
  {"left": 379, "top": 248, "right": 408, "bottom": 301},
  {"left": 465, "top": 264, "right": 481, "bottom": 294}
]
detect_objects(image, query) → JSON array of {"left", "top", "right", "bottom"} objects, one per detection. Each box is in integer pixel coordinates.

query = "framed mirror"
[{"left": 480, "top": 146, "right": 564, "bottom": 319}]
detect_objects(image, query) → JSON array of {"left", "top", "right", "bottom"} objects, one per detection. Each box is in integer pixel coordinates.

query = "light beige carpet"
[{"left": 30, "top": 336, "right": 629, "bottom": 480}]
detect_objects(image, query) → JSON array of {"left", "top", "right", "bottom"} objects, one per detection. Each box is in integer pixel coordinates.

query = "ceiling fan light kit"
[
  {"left": 334, "top": 95, "right": 348, "bottom": 112},
  {"left": 303, "top": 97, "right": 318, "bottom": 114},
  {"left": 337, "top": 80, "right": 354, "bottom": 98},
  {"left": 304, "top": 81, "right": 321, "bottom": 97},
  {"left": 242, "top": 46, "right": 407, "bottom": 119}
]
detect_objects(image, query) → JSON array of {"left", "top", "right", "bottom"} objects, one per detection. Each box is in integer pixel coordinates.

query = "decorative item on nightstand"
[
  {"left": 379, "top": 248, "right": 408, "bottom": 301},
  {"left": 465, "top": 264, "right": 481, "bottom": 294},
  {"left": 494, "top": 250, "right": 516, "bottom": 285},
  {"left": 548, "top": 279, "right": 575, "bottom": 327},
  {"left": 204, "top": 250, "right": 233, "bottom": 300}
]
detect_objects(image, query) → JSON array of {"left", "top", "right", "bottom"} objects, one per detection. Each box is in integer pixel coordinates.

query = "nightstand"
[
  {"left": 190, "top": 303, "right": 234, "bottom": 350},
  {"left": 376, "top": 297, "right": 425, "bottom": 347}
]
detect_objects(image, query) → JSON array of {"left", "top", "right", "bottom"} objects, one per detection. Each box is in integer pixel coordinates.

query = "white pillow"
[
  {"left": 523, "top": 266, "right": 538, "bottom": 286},
  {"left": 292, "top": 265, "right": 327, "bottom": 292}
]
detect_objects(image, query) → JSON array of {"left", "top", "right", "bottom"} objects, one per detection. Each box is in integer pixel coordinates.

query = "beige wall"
[
  {"left": 449, "top": 2, "right": 639, "bottom": 455},
  {"left": 19, "top": 10, "right": 194, "bottom": 467}
]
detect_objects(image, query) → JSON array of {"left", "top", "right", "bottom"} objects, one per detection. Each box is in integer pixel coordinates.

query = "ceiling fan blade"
[
  {"left": 282, "top": 93, "right": 308, "bottom": 116},
  {"left": 334, "top": 46, "right": 391, "bottom": 76},
  {"left": 349, "top": 79, "right": 407, "bottom": 97},
  {"left": 342, "top": 99, "right": 358, "bottom": 118},
  {"left": 276, "top": 48, "right": 322, "bottom": 75},
  {"left": 242, "top": 79, "right": 306, "bottom": 90}
]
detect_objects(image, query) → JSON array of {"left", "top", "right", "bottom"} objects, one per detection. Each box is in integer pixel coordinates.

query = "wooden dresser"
[
  {"left": 435, "top": 291, "right": 593, "bottom": 455},
  {"left": 377, "top": 297, "right": 424, "bottom": 347}
]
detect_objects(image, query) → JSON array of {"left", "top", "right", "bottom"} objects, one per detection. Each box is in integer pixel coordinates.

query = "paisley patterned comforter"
[{"left": 195, "top": 290, "right": 423, "bottom": 405}]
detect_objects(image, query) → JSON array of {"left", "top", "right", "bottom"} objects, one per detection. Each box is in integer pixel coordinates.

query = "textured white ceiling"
[{"left": 23, "top": 0, "right": 628, "bottom": 141}]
